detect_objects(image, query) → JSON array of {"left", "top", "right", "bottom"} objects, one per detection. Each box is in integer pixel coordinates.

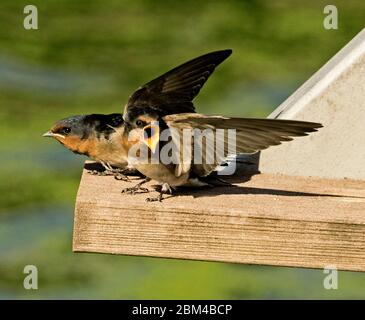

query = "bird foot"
[
  {"left": 113, "top": 171, "right": 131, "bottom": 182},
  {"left": 146, "top": 196, "right": 162, "bottom": 202},
  {"left": 88, "top": 169, "right": 109, "bottom": 176},
  {"left": 146, "top": 183, "right": 173, "bottom": 202},
  {"left": 88, "top": 168, "right": 131, "bottom": 181},
  {"left": 121, "top": 178, "right": 151, "bottom": 195},
  {"left": 121, "top": 186, "right": 149, "bottom": 195}
]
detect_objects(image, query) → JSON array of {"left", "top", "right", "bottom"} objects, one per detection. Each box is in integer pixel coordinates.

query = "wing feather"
[
  {"left": 164, "top": 113, "right": 322, "bottom": 177},
  {"left": 123, "top": 50, "right": 232, "bottom": 122}
]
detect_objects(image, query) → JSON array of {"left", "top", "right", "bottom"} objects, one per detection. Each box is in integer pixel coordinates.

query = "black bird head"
[{"left": 43, "top": 113, "right": 124, "bottom": 154}]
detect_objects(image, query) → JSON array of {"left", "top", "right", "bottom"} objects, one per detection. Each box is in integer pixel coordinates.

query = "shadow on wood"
[{"left": 73, "top": 162, "right": 365, "bottom": 272}]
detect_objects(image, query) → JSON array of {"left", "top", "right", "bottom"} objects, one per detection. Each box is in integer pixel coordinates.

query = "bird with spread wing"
[
  {"left": 44, "top": 50, "right": 321, "bottom": 201},
  {"left": 43, "top": 50, "right": 232, "bottom": 179}
]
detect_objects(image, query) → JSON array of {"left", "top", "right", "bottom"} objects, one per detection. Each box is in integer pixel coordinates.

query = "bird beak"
[
  {"left": 142, "top": 122, "right": 160, "bottom": 153},
  {"left": 42, "top": 131, "right": 54, "bottom": 138}
]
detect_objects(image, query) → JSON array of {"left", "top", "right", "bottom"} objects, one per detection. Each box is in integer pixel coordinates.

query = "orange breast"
[{"left": 58, "top": 135, "right": 98, "bottom": 158}]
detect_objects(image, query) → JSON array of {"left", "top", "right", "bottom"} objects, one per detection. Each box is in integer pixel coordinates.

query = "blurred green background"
[{"left": 0, "top": 0, "right": 364, "bottom": 299}]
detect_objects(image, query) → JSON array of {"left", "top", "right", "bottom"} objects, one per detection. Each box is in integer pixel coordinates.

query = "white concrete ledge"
[{"left": 259, "top": 28, "right": 365, "bottom": 180}]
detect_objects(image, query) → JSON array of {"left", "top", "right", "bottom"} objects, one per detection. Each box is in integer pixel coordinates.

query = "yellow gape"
[{"left": 142, "top": 122, "right": 160, "bottom": 153}]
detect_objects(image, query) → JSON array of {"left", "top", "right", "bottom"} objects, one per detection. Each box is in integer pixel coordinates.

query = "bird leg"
[
  {"left": 146, "top": 183, "right": 173, "bottom": 202},
  {"left": 101, "top": 161, "right": 113, "bottom": 171},
  {"left": 101, "top": 162, "right": 131, "bottom": 181},
  {"left": 88, "top": 162, "right": 131, "bottom": 181},
  {"left": 121, "top": 178, "right": 151, "bottom": 195},
  {"left": 112, "top": 168, "right": 132, "bottom": 182}
]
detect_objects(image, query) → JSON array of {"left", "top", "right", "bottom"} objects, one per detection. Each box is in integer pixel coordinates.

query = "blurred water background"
[{"left": 0, "top": 0, "right": 365, "bottom": 299}]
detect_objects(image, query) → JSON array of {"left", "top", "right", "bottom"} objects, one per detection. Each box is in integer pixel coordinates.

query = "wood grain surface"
[{"left": 73, "top": 163, "right": 365, "bottom": 271}]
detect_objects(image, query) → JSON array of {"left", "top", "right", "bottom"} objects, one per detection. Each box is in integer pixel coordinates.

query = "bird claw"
[
  {"left": 88, "top": 168, "right": 131, "bottom": 181},
  {"left": 88, "top": 170, "right": 108, "bottom": 176},
  {"left": 114, "top": 173, "right": 130, "bottom": 182},
  {"left": 121, "top": 186, "right": 149, "bottom": 195},
  {"left": 145, "top": 183, "right": 172, "bottom": 202},
  {"left": 108, "top": 168, "right": 131, "bottom": 181},
  {"left": 146, "top": 196, "right": 162, "bottom": 202},
  {"left": 121, "top": 178, "right": 151, "bottom": 195}
]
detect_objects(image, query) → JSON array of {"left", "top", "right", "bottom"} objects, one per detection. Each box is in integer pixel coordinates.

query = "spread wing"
[
  {"left": 164, "top": 113, "right": 322, "bottom": 177},
  {"left": 123, "top": 50, "right": 232, "bottom": 122}
]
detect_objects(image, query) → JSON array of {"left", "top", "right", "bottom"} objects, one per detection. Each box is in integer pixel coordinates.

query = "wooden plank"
[{"left": 73, "top": 163, "right": 365, "bottom": 272}]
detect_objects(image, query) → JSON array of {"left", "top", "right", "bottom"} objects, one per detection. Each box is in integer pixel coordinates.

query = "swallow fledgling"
[
  {"left": 122, "top": 113, "right": 322, "bottom": 202},
  {"left": 43, "top": 50, "right": 233, "bottom": 179},
  {"left": 43, "top": 113, "right": 132, "bottom": 177}
]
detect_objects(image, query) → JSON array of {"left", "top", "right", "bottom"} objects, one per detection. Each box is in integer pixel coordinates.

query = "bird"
[
  {"left": 44, "top": 49, "right": 322, "bottom": 202},
  {"left": 43, "top": 49, "right": 233, "bottom": 179},
  {"left": 43, "top": 113, "right": 131, "bottom": 177},
  {"left": 113, "top": 50, "right": 322, "bottom": 201},
  {"left": 123, "top": 113, "right": 322, "bottom": 202}
]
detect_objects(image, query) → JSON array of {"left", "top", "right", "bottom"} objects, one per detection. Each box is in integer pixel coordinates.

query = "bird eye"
[
  {"left": 61, "top": 127, "right": 71, "bottom": 135},
  {"left": 135, "top": 120, "right": 144, "bottom": 127}
]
